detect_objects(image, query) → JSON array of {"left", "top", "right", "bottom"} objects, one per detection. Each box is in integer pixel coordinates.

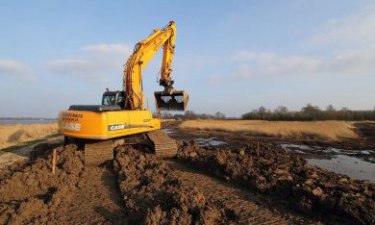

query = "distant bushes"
[
  {"left": 160, "top": 111, "right": 226, "bottom": 120},
  {"left": 242, "top": 104, "right": 375, "bottom": 121},
  {"left": 157, "top": 104, "right": 375, "bottom": 121}
]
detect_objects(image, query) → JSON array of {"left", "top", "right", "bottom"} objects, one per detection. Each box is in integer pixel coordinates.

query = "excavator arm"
[{"left": 123, "top": 21, "right": 188, "bottom": 111}]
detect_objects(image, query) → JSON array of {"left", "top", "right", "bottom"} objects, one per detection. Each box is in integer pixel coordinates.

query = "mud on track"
[{"left": 52, "top": 162, "right": 127, "bottom": 225}]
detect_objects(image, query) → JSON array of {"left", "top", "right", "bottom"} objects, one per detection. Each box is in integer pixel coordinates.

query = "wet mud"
[
  {"left": 0, "top": 145, "right": 84, "bottom": 224},
  {"left": 177, "top": 141, "right": 375, "bottom": 225},
  {"left": 113, "top": 144, "right": 238, "bottom": 225},
  {"left": 0, "top": 121, "right": 373, "bottom": 225}
]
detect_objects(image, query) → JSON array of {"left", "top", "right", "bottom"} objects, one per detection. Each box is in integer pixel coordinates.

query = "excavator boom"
[{"left": 123, "top": 21, "right": 188, "bottom": 111}]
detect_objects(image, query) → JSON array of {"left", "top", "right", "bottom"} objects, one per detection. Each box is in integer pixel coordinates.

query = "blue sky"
[{"left": 1, "top": 0, "right": 374, "bottom": 117}]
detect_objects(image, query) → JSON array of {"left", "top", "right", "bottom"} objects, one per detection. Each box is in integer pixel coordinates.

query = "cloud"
[
  {"left": 47, "top": 43, "right": 132, "bottom": 82},
  {"left": 234, "top": 64, "right": 253, "bottom": 78},
  {"left": 230, "top": 47, "right": 375, "bottom": 79},
  {"left": 228, "top": 51, "right": 322, "bottom": 78},
  {"left": 0, "top": 59, "right": 33, "bottom": 79},
  {"left": 328, "top": 48, "right": 375, "bottom": 74},
  {"left": 80, "top": 43, "right": 132, "bottom": 55},
  {"left": 47, "top": 59, "right": 108, "bottom": 81},
  {"left": 210, "top": 4, "right": 375, "bottom": 82},
  {"left": 311, "top": 4, "right": 375, "bottom": 48}
]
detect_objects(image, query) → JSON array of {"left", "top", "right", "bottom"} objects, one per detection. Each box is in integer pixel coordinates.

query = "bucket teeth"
[{"left": 154, "top": 90, "right": 189, "bottom": 111}]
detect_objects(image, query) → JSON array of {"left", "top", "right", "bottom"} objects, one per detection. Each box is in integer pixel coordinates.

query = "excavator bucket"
[{"left": 154, "top": 90, "right": 189, "bottom": 111}]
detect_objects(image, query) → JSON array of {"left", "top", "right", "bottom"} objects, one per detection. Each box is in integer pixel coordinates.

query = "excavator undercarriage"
[{"left": 67, "top": 130, "right": 178, "bottom": 167}]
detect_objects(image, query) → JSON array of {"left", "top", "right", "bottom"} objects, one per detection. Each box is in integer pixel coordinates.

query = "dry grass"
[
  {"left": 180, "top": 120, "right": 358, "bottom": 141},
  {"left": 0, "top": 123, "right": 58, "bottom": 149}
]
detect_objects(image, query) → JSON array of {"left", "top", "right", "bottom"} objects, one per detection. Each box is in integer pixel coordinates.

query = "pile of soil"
[
  {"left": 113, "top": 145, "right": 238, "bottom": 225},
  {"left": 0, "top": 145, "right": 84, "bottom": 224},
  {"left": 177, "top": 141, "right": 375, "bottom": 225}
]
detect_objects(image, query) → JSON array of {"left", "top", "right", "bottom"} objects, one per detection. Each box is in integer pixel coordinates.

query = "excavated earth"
[
  {"left": 177, "top": 141, "right": 375, "bottom": 225},
  {"left": 0, "top": 131, "right": 374, "bottom": 225},
  {"left": 0, "top": 144, "right": 84, "bottom": 224},
  {"left": 113, "top": 145, "right": 238, "bottom": 225}
]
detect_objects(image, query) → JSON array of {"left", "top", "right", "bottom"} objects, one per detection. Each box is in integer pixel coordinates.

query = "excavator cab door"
[{"left": 154, "top": 90, "right": 189, "bottom": 111}]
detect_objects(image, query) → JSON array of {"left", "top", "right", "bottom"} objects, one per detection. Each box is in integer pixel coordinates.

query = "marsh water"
[{"left": 281, "top": 143, "right": 375, "bottom": 182}]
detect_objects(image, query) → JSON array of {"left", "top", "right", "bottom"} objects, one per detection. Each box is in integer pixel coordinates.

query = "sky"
[{"left": 0, "top": 0, "right": 374, "bottom": 117}]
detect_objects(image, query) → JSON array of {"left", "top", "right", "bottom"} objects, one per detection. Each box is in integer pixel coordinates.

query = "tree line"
[
  {"left": 241, "top": 104, "right": 375, "bottom": 121},
  {"left": 160, "top": 111, "right": 226, "bottom": 120},
  {"left": 158, "top": 104, "right": 375, "bottom": 121}
]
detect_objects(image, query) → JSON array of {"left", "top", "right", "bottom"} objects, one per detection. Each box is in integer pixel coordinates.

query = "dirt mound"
[
  {"left": 113, "top": 145, "right": 238, "bottom": 225},
  {"left": 0, "top": 145, "right": 84, "bottom": 224},
  {"left": 177, "top": 141, "right": 375, "bottom": 225}
]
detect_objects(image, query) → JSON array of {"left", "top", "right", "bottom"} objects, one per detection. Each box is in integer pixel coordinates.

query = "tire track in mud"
[
  {"left": 53, "top": 163, "right": 127, "bottom": 225},
  {"left": 165, "top": 160, "right": 311, "bottom": 225}
]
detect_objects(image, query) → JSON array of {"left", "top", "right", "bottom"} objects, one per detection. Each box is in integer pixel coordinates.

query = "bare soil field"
[{"left": 0, "top": 121, "right": 374, "bottom": 225}]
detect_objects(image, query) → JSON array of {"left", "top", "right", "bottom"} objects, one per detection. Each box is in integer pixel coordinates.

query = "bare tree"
[
  {"left": 326, "top": 104, "right": 335, "bottom": 112},
  {"left": 214, "top": 111, "right": 226, "bottom": 119},
  {"left": 184, "top": 111, "right": 196, "bottom": 120},
  {"left": 302, "top": 103, "right": 320, "bottom": 113},
  {"left": 274, "top": 105, "right": 288, "bottom": 114},
  {"left": 258, "top": 106, "right": 267, "bottom": 114}
]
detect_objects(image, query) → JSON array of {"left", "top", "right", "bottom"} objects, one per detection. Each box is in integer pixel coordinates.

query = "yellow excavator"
[{"left": 58, "top": 21, "right": 188, "bottom": 165}]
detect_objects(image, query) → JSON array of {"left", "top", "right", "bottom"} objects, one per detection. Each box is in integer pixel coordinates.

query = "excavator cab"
[
  {"left": 154, "top": 90, "right": 189, "bottom": 111},
  {"left": 102, "top": 90, "right": 125, "bottom": 109}
]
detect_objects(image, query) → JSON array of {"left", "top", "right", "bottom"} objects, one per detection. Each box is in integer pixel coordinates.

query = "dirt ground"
[
  {"left": 177, "top": 141, "right": 374, "bottom": 224},
  {"left": 0, "top": 121, "right": 374, "bottom": 225}
]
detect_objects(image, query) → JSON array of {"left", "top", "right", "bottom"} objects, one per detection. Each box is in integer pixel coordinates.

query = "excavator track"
[
  {"left": 146, "top": 130, "right": 178, "bottom": 158},
  {"left": 68, "top": 130, "right": 175, "bottom": 166},
  {"left": 84, "top": 139, "right": 124, "bottom": 167}
]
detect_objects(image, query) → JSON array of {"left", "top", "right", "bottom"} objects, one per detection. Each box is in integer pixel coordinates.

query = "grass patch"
[
  {"left": 179, "top": 120, "right": 358, "bottom": 141},
  {"left": 0, "top": 123, "right": 58, "bottom": 149}
]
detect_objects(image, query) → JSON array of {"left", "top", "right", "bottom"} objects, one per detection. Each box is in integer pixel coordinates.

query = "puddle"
[
  {"left": 280, "top": 143, "right": 375, "bottom": 181},
  {"left": 361, "top": 150, "right": 371, "bottom": 155},
  {"left": 280, "top": 144, "right": 313, "bottom": 151},
  {"left": 195, "top": 137, "right": 226, "bottom": 147},
  {"left": 162, "top": 128, "right": 175, "bottom": 135},
  {"left": 280, "top": 144, "right": 375, "bottom": 157},
  {"left": 307, "top": 155, "right": 375, "bottom": 182}
]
